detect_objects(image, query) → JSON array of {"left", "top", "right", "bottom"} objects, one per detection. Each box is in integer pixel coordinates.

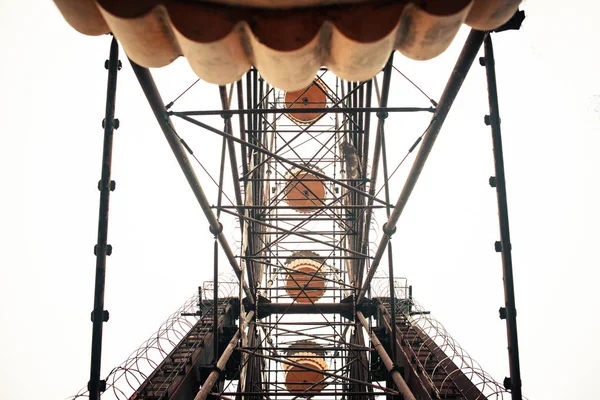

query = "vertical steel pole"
[
  {"left": 380, "top": 129, "right": 398, "bottom": 363},
  {"left": 213, "top": 238, "right": 219, "bottom": 362},
  {"left": 358, "top": 56, "right": 394, "bottom": 285},
  {"left": 89, "top": 36, "right": 119, "bottom": 400},
  {"left": 236, "top": 80, "right": 249, "bottom": 179},
  {"left": 218, "top": 85, "right": 244, "bottom": 209},
  {"left": 483, "top": 34, "right": 522, "bottom": 400}
]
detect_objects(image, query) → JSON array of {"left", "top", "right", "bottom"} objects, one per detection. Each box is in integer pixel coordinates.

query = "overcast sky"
[{"left": 1, "top": 1, "right": 599, "bottom": 399}]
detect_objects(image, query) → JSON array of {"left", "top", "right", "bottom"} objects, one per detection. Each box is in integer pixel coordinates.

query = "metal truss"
[{"left": 77, "top": 19, "right": 524, "bottom": 400}]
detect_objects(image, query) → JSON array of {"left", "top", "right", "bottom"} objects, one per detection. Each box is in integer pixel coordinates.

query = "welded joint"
[
  {"left": 209, "top": 222, "right": 224, "bottom": 236},
  {"left": 382, "top": 222, "right": 396, "bottom": 237},
  {"left": 376, "top": 111, "right": 389, "bottom": 120}
]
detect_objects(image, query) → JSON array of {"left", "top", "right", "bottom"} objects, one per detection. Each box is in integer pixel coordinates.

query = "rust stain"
[{"left": 53, "top": 0, "right": 521, "bottom": 90}]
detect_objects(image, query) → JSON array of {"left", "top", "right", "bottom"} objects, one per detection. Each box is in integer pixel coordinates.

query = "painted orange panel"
[
  {"left": 53, "top": 0, "right": 522, "bottom": 90},
  {"left": 283, "top": 168, "right": 327, "bottom": 213},
  {"left": 283, "top": 353, "right": 328, "bottom": 393},
  {"left": 284, "top": 79, "right": 328, "bottom": 124},
  {"left": 285, "top": 259, "right": 327, "bottom": 303},
  {"left": 97, "top": 5, "right": 180, "bottom": 68},
  {"left": 53, "top": 0, "right": 107, "bottom": 35}
]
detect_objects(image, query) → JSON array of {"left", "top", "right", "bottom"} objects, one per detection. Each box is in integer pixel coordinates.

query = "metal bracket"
[
  {"left": 97, "top": 180, "right": 116, "bottom": 191},
  {"left": 495, "top": 240, "right": 511, "bottom": 252},
  {"left": 499, "top": 307, "right": 507, "bottom": 320},
  {"left": 101, "top": 118, "right": 120, "bottom": 130},
  {"left": 354, "top": 297, "right": 376, "bottom": 319},
  {"left": 104, "top": 59, "right": 122, "bottom": 70},
  {"left": 94, "top": 244, "right": 112, "bottom": 256},
  {"left": 209, "top": 222, "right": 224, "bottom": 236},
  {"left": 90, "top": 310, "right": 109, "bottom": 323},
  {"left": 244, "top": 294, "right": 270, "bottom": 319},
  {"left": 382, "top": 222, "right": 397, "bottom": 237},
  {"left": 495, "top": 241, "right": 503, "bottom": 252},
  {"left": 88, "top": 379, "right": 107, "bottom": 393}
]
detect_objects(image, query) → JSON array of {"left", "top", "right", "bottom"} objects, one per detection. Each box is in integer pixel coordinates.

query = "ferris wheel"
[{"left": 54, "top": 2, "right": 526, "bottom": 400}]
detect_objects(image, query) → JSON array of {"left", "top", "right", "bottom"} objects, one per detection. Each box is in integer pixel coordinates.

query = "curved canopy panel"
[{"left": 54, "top": 0, "right": 520, "bottom": 90}]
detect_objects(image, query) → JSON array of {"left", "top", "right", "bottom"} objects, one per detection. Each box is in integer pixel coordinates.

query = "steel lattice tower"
[{"left": 64, "top": 9, "right": 526, "bottom": 400}]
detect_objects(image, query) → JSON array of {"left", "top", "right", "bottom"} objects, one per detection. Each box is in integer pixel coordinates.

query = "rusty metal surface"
[
  {"left": 376, "top": 298, "right": 518, "bottom": 399},
  {"left": 53, "top": 0, "right": 521, "bottom": 90}
]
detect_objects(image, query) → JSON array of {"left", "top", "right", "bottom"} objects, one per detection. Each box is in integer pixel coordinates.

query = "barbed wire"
[
  {"left": 371, "top": 275, "right": 526, "bottom": 400},
  {"left": 66, "top": 276, "right": 238, "bottom": 400}
]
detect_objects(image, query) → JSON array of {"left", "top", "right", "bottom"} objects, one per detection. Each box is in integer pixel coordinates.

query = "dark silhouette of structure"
[{"left": 67, "top": 11, "right": 525, "bottom": 400}]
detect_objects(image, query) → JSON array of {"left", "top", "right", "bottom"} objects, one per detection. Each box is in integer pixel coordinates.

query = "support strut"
[
  {"left": 358, "top": 55, "right": 394, "bottom": 286},
  {"left": 213, "top": 238, "right": 219, "bottom": 362},
  {"left": 195, "top": 311, "right": 255, "bottom": 400},
  {"left": 172, "top": 106, "right": 434, "bottom": 117},
  {"left": 357, "top": 29, "right": 487, "bottom": 303},
  {"left": 172, "top": 111, "right": 391, "bottom": 208},
  {"left": 357, "top": 312, "right": 416, "bottom": 400},
  {"left": 88, "top": 36, "right": 119, "bottom": 400},
  {"left": 218, "top": 85, "right": 244, "bottom": 210},
  {"left": 483, "top": 34, "right": 523, "bottom": 400},
  {"left": 128, "top": 61, "right": 254, "bottom": 304}
]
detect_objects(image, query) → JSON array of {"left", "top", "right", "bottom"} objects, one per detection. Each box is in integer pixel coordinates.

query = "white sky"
[{"left": 1, "top": 1, "right": 599, "bottom": 399}]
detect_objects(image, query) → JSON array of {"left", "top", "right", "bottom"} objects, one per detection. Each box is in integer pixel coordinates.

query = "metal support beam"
[
  {"left": 88, "top": 36, "right": 119, "bottom": 400},
  {"left": 171, "top": 106, "right": 434, "bottom": 117},
  {"left": 172, "top": 111, "right": 392, "bottom": 208},
  {"left": 236, "top": 80, "right": 249, "bottom": 179},
  {"left": 128, "top": 60, "right": 254, "bottom": 304},
  {"left": 359, "top": 56, "right": 394, "bottom": 286},
  {"left": 218, "top": 85, "right": 244, "bottom": 209},
  {"left": 357, "top": 312, "right": 416, "bottom": 400},
  {"left": 255, "top": 302, "right": 353, "bottom": 318},
  {"left": 213, "top": 239, "right": 219, "bottom": 362},
  {"left": 380, "top": 122, "right": 399, "bottom": 364},
  {"left": 237, "top": 347, "right": 396, "bottom": 394},
  {"left": 483, "top": 34, "right": 523, "bottom": 400},
  {"left": 347, "top": 319, "right": 372, "bottom": 400},
  {"left": 357, "top": 29, "right": 487, "bottom": 303}
]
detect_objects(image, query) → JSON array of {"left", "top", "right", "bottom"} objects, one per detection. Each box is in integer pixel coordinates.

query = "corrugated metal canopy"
[{"left": 53, "top": 0, "right": 520, "bottom": 91}]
